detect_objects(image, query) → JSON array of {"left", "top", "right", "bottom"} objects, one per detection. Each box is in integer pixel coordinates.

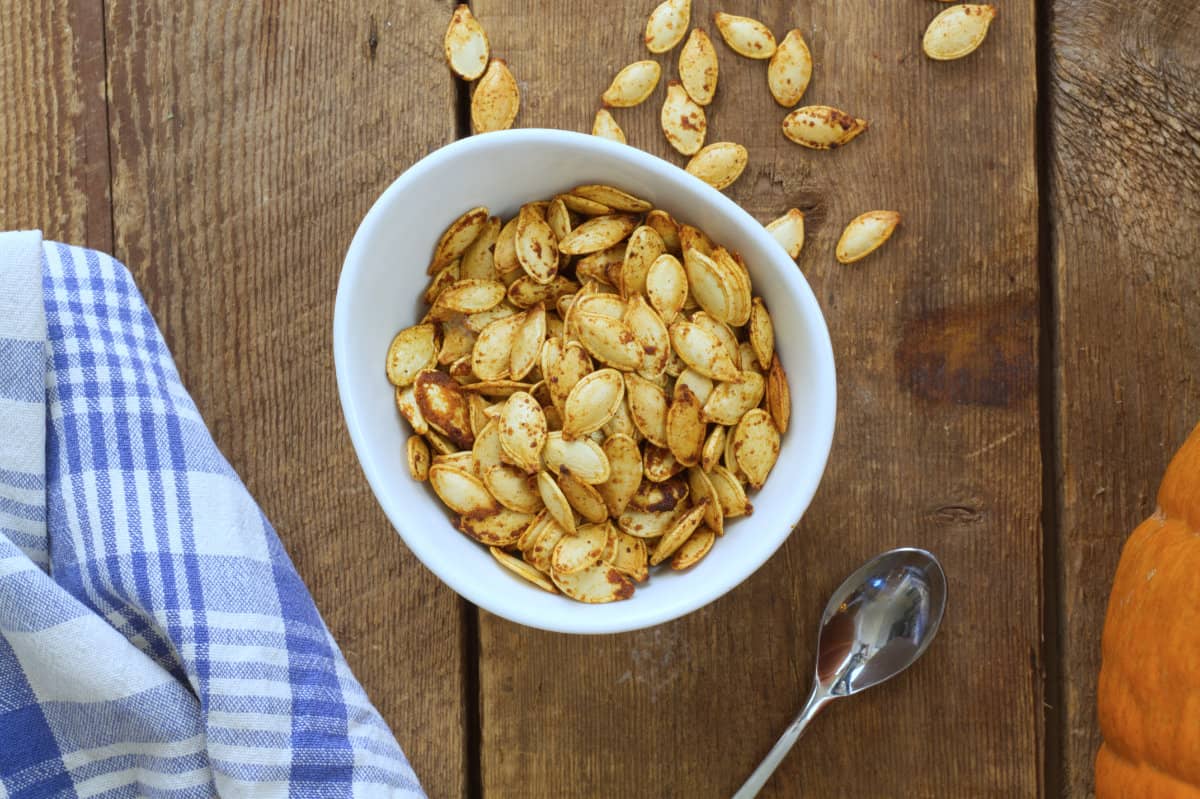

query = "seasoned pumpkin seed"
[
  {"left": 650, "top": 501, "right": 708, "bottom": 565},
  {"left": 766, "top": 354, "right": 790, "bottom": 434},
  {"left": 835, "top": 210, "right": 900, "bottom": 264},
  {"left": 713, "top": 11, "right": 776, "bottom": 59},
  {"left": 515, "top": 204, "right": 559, "bottom": 284},
  {"left": 685, "top": 142, "right": 748, "bottom": 191},
  {"left": 733, "top": 408, "right": 780, "bottom": 489},
  {"left": 431, "top": 207, "right": 490, "bottom": 274},
  {"left": 543, "top": 432, "right": 611, "bottom": 484},
  {"left": 557, "top": 472, "right": 609, "bottom": 523},
  {"left": 537, "top": 470, "right": 577, "bottom": 534},
  {"left": 748, "top": 298, "right": 775, "bottom": 370},
  {"left": 679, "top": 28, "right": 719, "bottom": 105},
  {"left": 661, "top": 81, "right": 707, "bottom": 156},
  {"left": 666, "top": 383, "right": 706, "bottom": 466},
  {"left": 458, "top": 508, "right": 535, "bottom": 546},
  {"left": 644, "top": 0, "right": 691, "bottom": 53},
  {"left": 489, "top": 546, "right": 556, "bottom": 593},
  {"left": 471, "top": 59, "right": 519, "bottom": 133},
  {"left": 471, "top": 311, "right": 525, "bottom": 380},
  {"left": 592, "top": 109, "right": 627, "bottom": 144},
  {"left": 601, "top": 60, "right": 662, "bottom": 108},
  {"left": 923, "top": 4, "right": 996, "bottom": 61},
  {"left": 387, "top": 324, "right": 439, "bottom": 387},
  {"left": 407, "top": 435, "right": 431, "bottom": 481},
  {"left": 597, "top": 434, "right": 643, "bottom": 517},
  {"left": 765, "top": 208, "right": 805, "bottom": 259},
  {"left": 645, "top": 253, "right": 688, "bottom": 323},
  {"left": 558, "top": 214, "right": 639, "bottom": 255},
  {"left": 550, "top": 561, "right": 634, "bottom": 603},
  {"left": 670, "top": 526, "right": 715, "bottom": 569},
  {"left": 415, "top": 369, "right": 475, "bottom": 449},
  {"left": 767, "top": 29, "right": 812, "bottom": 107},
  {"left": 429, "top": 464, "right": 498, "bottom": 516},
  {"left": 782, "top": 106, "right": 868, "bottom": 150},
  {"left": 669, "top": 320, "right": 739, "bottom": 381},
  {"left": 646, "top": 210, "right": 681, "bottom": 254},
  {"left": 563, "top": 368, "right": 625, "bottom": 439},
  {"left": 461, "top": 216, "right": 501, "bottom": 280},
  {"left": 498, "top": 391, "right": 547, "bottom": 473},
  {"left": 444, "top": 4, "right": 490, "bottom": 80}
]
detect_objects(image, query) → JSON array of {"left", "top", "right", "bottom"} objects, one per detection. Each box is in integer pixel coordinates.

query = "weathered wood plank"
[
  {"left": 472, "top": 1, "right": 1041, "bottom": 796},
  {"left": 103, "top": 3, "right": 466, "bottom": 794},
  {"left": 1049, "top": 2, "right": 1200, "bottom": 794},
  {"left": 0, "top": 0, "right": 111, "bottom": 249}
]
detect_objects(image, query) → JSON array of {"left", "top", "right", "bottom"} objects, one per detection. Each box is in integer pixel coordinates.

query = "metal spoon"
[{"left": 732, "top": 547, "right": 947, "bottom": 798}]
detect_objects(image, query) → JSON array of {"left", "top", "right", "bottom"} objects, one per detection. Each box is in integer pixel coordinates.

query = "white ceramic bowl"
[{"left": 335, "top": 129, "right": 836, "bottom": 634}]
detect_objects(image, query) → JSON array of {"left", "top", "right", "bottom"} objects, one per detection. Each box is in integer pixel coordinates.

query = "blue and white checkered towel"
[{"left": 0, "top": 231, "right": 424, "bottom": 798}]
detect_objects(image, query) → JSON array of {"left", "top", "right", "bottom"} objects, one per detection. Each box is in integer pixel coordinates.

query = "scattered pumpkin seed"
[
  {"left": 782, "top": 106, "right": 869, "bottom": 150},
  {"left": 661, "top": 80, "right": 707, "bottom": 156},
  {"left": 644, "top": 0, "right": 691, "bottom": 53},
  {"left": 713, "top": 11, "right": 777, "bottom": 59},
  {"left": 679, "top": 28, "right": 719, "bottom": 106},
  {"left": 685, "top": 142, "right": 748, "bottom": 191},
  {"left": 443, "top": 4, "right": 490, "bottom": 80},
  {"left": 471, "top": 59, "right": 519, "bottom": 134},
  {"left": 601, "top": 60, "right": 662, "bottom": 108},
  {"left": 923, "top": 4, "right": 996, "bottom": 61},
  {"left": 767, "top": 29, "right": 812, "bottom": 107},
  {"left": 835, "top": 210, "right": 900, "bottom": 264}
]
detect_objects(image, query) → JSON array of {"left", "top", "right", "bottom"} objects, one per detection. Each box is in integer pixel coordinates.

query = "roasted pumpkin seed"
[
  {"left": 644, "top": 0, "right": 691, "bottom": 53},
  {"left": 592, "top": 109, "right": 627, "bottom": 144},
  {"left": 733, "top": 408, "right": 780, "bottom": 489},
  {"left": 835, "top": 210, "right": 900, "bottom": 264},
  {"left": 471, "top": 59, "right": 519, "bottom": 133},
  {"left": 551, "top": 561, "right": 634, "bottom": 603},
  {"left": 923, "top": 4, "right": 996, "bottom": 61},
  {"left": 766, "top": 354, "right": 790, "bottom": 434},
  {"left": 407, "top": 436, "right": 431, "bottom": 481},
  {"left": 713, "top": 11, "right": 776, "bottom": 59},
  {"left": 667, "top": 383, "right": 706, "bottom": 466},
  {"left": 563, "top": 368, "right": 625, "bottom": 439},
  {"left": 499, "top": 391, "right": 547, "bottom": 473},
  {"left": 670, "top": 526, "right": 715, "bottom": 569},
  {"left": 489, "top": 546, "right": 556, "bottom": 592},
  {"left": 515, "top": 204, "right": 560, "bottom": 284},
  {"left": 558, "top": 214, "right": 640, "bottom": 255},
  {"left": 444, "top": 4, "right": 490, "bottom": 80},
  {"left": 767, "top": 29, "right": 812, "bottom": 107},
  {"left": 669, "top": 321, "right": 739, "bottom": 381},
  {"left": 679, "top": 28, "right": 719, "bottom": 105},
  {"left": 765, "top": 208, "right": 805, "bottom": 259},
  {"left": 782, "top": 105, "right": 868, "bottom": 150},
  {"left": 602, "top": 60, "right": 662, "bottom": 108},
  {"left": 543, "top": 432, "right": 611, "bottom": 484},
  {"left": 458, "top": 508, "right": 535, "bottom": 546},
  {"left": 661, "top": 81, "right": 707, "bottom": 156},
  {"left": 387, "top": 324, "right": 439, "bottom": 387},
  {"left": 538, "top": 470, "right": 577, "bottom": 534},
  {"left": 685, "top": 142, "right": 748, "bottom": 191},
  {"left": 430, "top": 464, "right": 498, "bottom": 517},
  {"left": 650, "top": 501, "right": 709, "bottom": 565}
]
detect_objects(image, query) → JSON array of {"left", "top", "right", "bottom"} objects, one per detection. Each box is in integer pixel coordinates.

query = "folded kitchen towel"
[{"left": 0, "top": 231, "right": 424, "bottom": 798}]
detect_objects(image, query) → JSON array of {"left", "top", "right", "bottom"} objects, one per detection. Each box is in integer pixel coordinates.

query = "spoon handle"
[{"left": 731, "top": 687, "right": 830, "bottom": 799}]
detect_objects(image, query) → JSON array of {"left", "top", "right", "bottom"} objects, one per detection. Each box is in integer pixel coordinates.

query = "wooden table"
[{"left": 3, "top": 1, "right": 1197, "bottom": 795}]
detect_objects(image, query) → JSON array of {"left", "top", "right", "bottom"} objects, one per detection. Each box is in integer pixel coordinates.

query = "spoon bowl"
[
  {"left": 816, "top": 547, "right": 947, "bottom": 697},
  {"left": 733, "top": 548, "right": 947, "bottom": 798}
]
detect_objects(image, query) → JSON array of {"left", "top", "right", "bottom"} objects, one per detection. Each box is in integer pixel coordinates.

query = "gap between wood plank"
[
  {"left": 452, "top": 20, "right": 483, "bottom": 795},
  {"left": 1036, "top": 0, "right": 1065, "bottom": 795}
]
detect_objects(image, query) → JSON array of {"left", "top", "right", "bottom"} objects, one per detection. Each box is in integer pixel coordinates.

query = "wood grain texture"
[
  {"left": 102, "top": 3, "right": 466, "bottom": 795},
  {"left": 471, "top": 1, "right": 1042, "bottom": 796},
  {"left": 1049, "top": 1, "right": 1200, "bottom": 794},
  {"left": 0, "top": 0, "right": 111, "bottom": 249}
]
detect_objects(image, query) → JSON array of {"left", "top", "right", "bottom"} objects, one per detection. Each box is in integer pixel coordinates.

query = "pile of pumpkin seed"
[
  {"left": 444, "top": 2, "right": 996, "bottom": 268},
  {"left": 386, "top": 184, "right": 790, "bottom": 602}
]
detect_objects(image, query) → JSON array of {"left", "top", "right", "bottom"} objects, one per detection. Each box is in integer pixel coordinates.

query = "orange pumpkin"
[{"left": 1096, "top": 423, "right": 1200, "bottom": 798}]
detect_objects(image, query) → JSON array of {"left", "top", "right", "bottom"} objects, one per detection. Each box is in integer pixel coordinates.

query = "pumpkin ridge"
[{"left": 1096, "top": 422, "right": 1200, "bottom": 799}]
